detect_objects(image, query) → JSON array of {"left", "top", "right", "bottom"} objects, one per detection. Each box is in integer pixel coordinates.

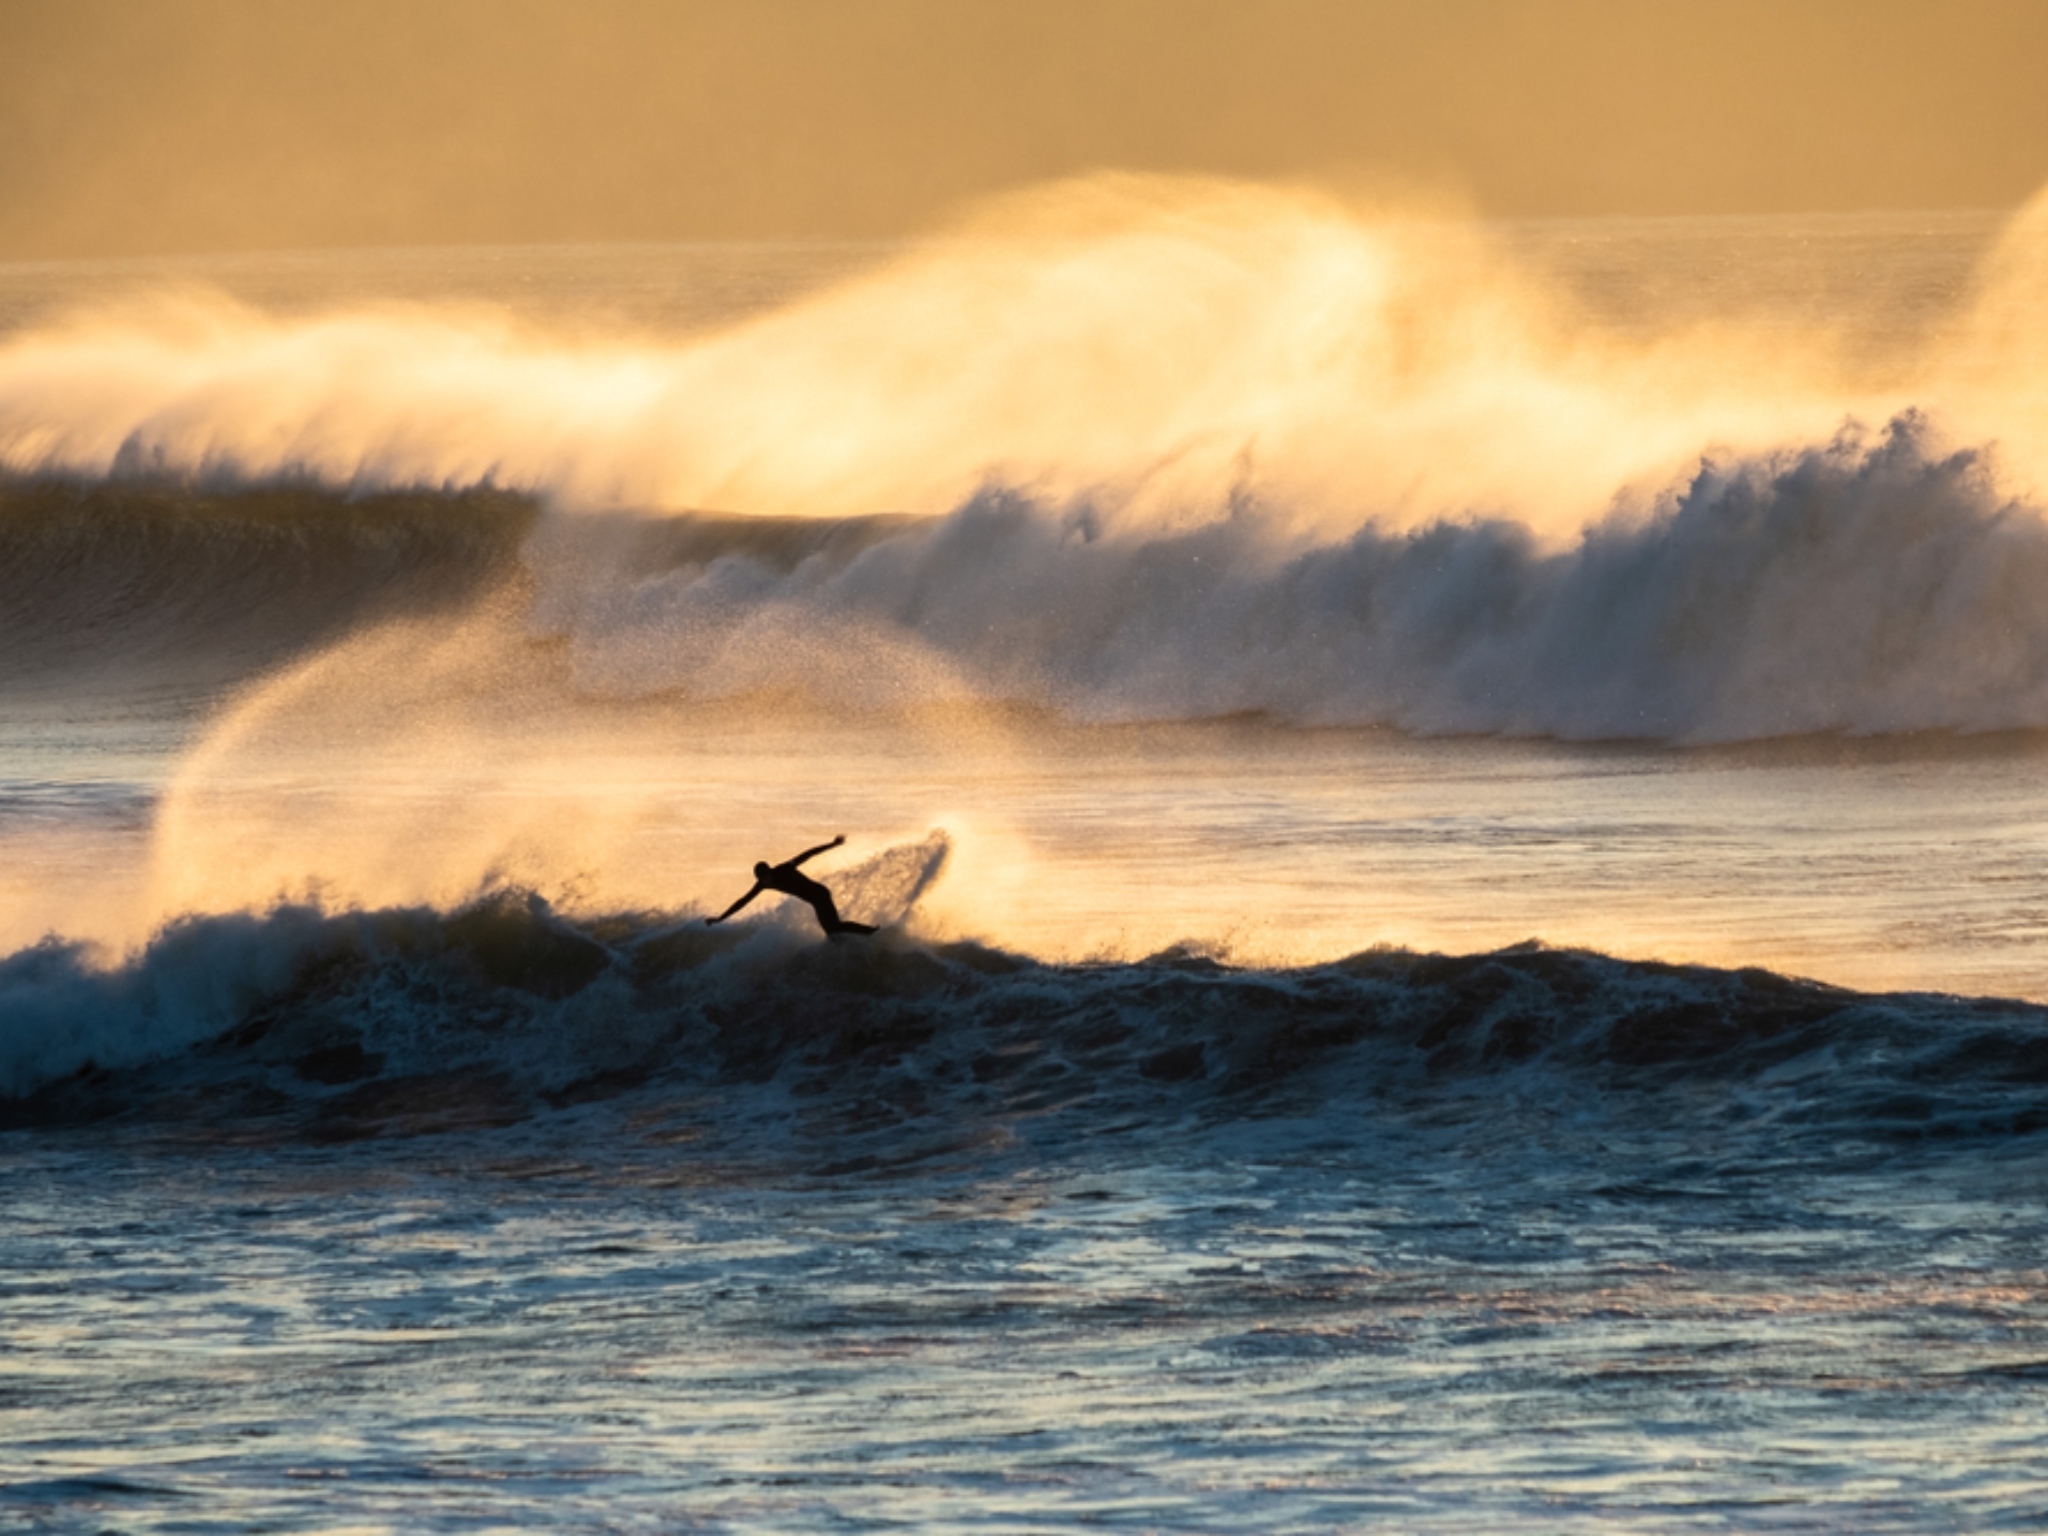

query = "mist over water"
[
  {"left": 0, "top": 182, "right": 2044, "bottom": 960},
  {"left": 0, "top": 182, "right": 2044, "bottom": 953},
  {"left": 0, "top": 180, "right": 2038, "bottom": 519},
  {"left": 1, "top": 189, "right": 2043, "bottom": 705}
]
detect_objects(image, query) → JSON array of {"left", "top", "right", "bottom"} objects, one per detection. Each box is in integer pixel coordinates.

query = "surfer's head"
[{"left": 754, "top": 861, "right": 772, "bottom": 879}]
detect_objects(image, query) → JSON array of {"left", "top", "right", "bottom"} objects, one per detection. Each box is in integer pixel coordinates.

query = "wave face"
[
  {"left": 7, "top": 892, "right": 2046, "bottom": 1154},
  {"left": 0, "top": 478, "right": 529, "bottom": 701}
]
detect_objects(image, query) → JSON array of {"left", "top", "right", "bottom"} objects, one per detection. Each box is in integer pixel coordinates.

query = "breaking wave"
[
  {"left": 10, "top": 409, "right": 2048, "bottom": 741},
  {"left": 6, "top": 884, "right": 2046, "bottom": 1155},
  {"left": 536, "top": 412, "right": 2048, "bottom": 741}
]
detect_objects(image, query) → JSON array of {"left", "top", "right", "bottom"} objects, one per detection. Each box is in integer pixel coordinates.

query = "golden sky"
[{"left": 4, "top": 0, "right": 2047, "bottom": 259}]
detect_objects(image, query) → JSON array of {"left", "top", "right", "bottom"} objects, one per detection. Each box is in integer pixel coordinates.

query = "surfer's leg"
[{"left": 807, "top": 891, "right": 874, "bottom": 936}]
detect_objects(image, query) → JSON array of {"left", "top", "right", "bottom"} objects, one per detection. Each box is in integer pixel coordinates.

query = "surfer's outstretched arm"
[
  {"left": 707, "top": 883, "right": 763, "bottom": 925},
  {"left": 785, "top": 834, "right": 846, "bottom": 869}
]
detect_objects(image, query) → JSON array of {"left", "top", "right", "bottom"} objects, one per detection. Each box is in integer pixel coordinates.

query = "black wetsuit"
[
  {"left": 758, "top": 864, "right": 873, "bottom": 935},
  {"left": 711, "top": 839, "right": 878, "bottom": 936}
]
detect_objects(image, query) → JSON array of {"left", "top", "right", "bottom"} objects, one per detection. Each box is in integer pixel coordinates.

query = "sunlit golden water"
[
  {"left": 4, "top": 186, "right": 2044, "bottom": 995},
  {"left": 9, "top": 700, "right": 2048, "bottom": 1000}
]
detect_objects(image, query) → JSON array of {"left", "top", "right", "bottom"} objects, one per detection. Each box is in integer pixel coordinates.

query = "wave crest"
[
  {"left": 547, "top": 413, "right": 2048, "bottom": 740},
  {"left": 8, "top": 892, "right": 2045, "bottom": 1153}
]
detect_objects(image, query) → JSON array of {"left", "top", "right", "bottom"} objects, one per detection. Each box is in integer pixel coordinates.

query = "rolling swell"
[
  {"left": 0, "top": 477, "right": 534, "bottom": 702},
  {"left": 6, "top": 893, "right": 2046, "bottom": 1154}
]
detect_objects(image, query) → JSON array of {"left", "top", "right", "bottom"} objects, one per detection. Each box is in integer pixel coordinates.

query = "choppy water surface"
[
  {"left": 10, "top": 1095, "right": 2048, "bottom": 1532},
  {"left": 7, "top": 202, "right": 2048, "bottom": 1530}
]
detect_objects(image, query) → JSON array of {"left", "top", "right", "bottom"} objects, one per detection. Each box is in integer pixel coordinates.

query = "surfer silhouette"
[{"left": 707, "top": 835, "right": 877, "bottom": 936}]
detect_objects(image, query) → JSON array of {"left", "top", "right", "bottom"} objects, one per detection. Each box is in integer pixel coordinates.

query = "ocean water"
[{"left": 6, "top": 184, "right": 2048, "bottom": 1531}]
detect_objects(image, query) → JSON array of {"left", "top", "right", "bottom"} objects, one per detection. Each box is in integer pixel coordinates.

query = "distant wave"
[
  {"left": 6, "top": 886, "right": 2046, "bottom": 1151},
  {"left": 10, "top": 412, "right": 2048, "bottom": 740}
]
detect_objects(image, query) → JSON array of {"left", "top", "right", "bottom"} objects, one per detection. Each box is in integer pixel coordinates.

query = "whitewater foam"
[
  {"left": 505, "top": 410, "right": 2044, "bottom": 740},
  {"left": 9, "top": 412, "right": 2044, "bottom": 742},
  {"left": 8, "top": 883, "right": 2046, "bottom": 1160}
]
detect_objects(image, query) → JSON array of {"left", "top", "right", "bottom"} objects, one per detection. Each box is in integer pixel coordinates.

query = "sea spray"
[
  {"left": 0, "top": 176, "right": 1962, "bottom": 528},
  {"left": 513, "top": 411, "right": 2038, "bottom": 739}
]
